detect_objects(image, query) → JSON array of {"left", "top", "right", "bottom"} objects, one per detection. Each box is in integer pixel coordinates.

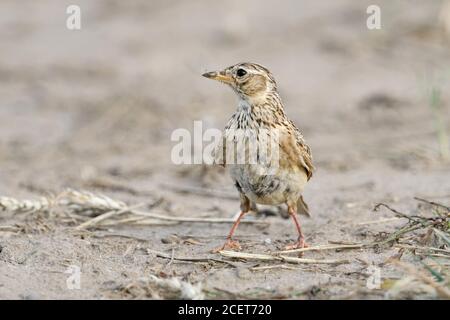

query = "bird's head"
[{"left": 202, "top": 62, "right": 277, "bottom": 103}]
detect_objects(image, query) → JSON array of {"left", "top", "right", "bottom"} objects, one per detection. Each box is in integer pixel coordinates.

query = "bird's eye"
[{"left": 236, "top": 69, "right": 247, "bottom": 77}]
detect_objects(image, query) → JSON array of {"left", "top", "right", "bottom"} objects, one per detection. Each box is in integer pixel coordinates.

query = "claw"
[
  {"left": 284, "top": 238, "right": 308, "bottom": 255},
  {"left": 212, "top": 239, "right": 242, "bottom": 253}
]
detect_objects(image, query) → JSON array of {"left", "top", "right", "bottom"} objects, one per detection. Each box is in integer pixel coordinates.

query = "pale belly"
[{"left": 229, "top": 163, "right": 308, "bottom": 205}]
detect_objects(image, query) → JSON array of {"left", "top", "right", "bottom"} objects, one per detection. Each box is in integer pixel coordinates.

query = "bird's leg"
[
  {"left": 215, "top": 211, "right": 246, "bottom": 252},
  {"left": 213, "top": 195, "right": 250, "bottom": 252},
  {"left": 285, "top": 205, "right": 308, "bottom": 252}
]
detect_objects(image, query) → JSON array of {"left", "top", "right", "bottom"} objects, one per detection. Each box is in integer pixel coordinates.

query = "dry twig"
[
  {"left": 414, "top": 197, "right": 450, "bottom": 212},
  {"left": 395, "top": 244, "right": 450, "bottom": 255},
  {"left": 219, "top": 250, "right": 349, "bottom": 265},
  {"left": 275, "top": 243, "right": 364, "bottom": 255},
  {"left": 131, "top": 210, "right": 267, "bottom": 225},
  {"left": 147, "top": 249, "right": 235, "bottom": 266},
  {"left": 75, "top": 203, "right": 145, "bottom": 230}
]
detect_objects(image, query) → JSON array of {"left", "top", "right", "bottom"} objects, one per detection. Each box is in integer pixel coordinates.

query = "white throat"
[{"left": 237, "top": 99, "right": 252, "bottom": 113}]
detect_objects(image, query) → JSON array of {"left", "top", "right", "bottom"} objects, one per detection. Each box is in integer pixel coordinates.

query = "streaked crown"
[{"left": 203, "top": 62, "right": 277, "bottom": 100}]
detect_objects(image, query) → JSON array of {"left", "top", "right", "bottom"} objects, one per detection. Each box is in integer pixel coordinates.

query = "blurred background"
[
  {"left": 0, "top": 0, "right": 449, "bottom": 206},
  {"left": 1, "top": 0, "right": 450, "bottom": 300}
]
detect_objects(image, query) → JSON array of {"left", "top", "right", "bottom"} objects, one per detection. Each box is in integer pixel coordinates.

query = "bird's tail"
[{"left": 297, "top": 195, "right": 311, "bottom": 217}]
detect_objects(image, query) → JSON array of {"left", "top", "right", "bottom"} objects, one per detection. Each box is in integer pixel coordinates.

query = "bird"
[{"left": 202, "top": 62, "right": 315, "bottom": 252}]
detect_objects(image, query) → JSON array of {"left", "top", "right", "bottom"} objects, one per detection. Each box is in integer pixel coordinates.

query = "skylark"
[{"left": 203, "top": 62, "right": 314, "bottom": 251}]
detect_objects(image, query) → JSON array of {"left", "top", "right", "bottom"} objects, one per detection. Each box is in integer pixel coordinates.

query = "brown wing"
[
  {"left": 279, "top": 123, "right": 314, "bottom": 180},
  {"left": 295, "top": 132, "right": 314, "bottom": 180}
]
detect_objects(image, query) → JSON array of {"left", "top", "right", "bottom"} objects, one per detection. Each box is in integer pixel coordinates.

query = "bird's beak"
[{"left": 202, "top": 70, "right": 233, "bottom": 84}]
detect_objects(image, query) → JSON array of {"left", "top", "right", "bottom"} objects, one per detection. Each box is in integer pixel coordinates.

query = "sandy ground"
[{"left": 0, "top": 0, "right": 449, "bottom": 299}]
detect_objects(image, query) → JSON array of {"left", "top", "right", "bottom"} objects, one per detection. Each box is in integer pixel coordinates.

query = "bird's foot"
[
  {"left": 284, "top": 238, "right": 308, "bottom": 255},
  {"left": 212, "top": 239, "right": 242, "bottom": 253}
]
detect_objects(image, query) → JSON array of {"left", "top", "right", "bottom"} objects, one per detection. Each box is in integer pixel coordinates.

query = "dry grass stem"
[
  {"left": 433, "top": 228, "right": 450, "bottom": 246},
  {"left": 219, "top": 250, "right": 349, "bottom": 265},
  {"left": 414, "top": 197, "right": 450, "bottom": 212},
  {"left": 131, "top": 210, "right": 267, "bottom": 225},
  {"left": 99, "top": 216, "right": 148, "bottom": 225},
  {"left": 395, "top": 244, "right": 450, "bottom": 255},
  {"left": 74, "top": 203, "right": 145, "bottom": 230},
  {"left": 1, "top": 190, "right": 268, "bottom": 229},
  {"left": 275, "top": 243, "right": 364, "bottom": 255},
  {"left": 371, "top": 200, "right": 449, "bottom": 247},
  {"left": 356, "top": 217, "right": 402, "bottom": 225},
  {"left": 250, "top": 264, "right": 302, "bottom": 271},
  {"left": 427, "top": 253, "right": 450, "bottom": 258},
  {"left": 0, "top": 225, "right": 21, "bottom": 232},
  {"left": 130, "top": 220, "right": 179, "bottom": 226},
  {"left": 147, "top": 249, "right": 233, "bottom": 266},
  {"left": 100, "top": 217, "right": 178, "bottom": 226},
  {"left": 373, "top": 203, "right": 420, "bottom": 222}
]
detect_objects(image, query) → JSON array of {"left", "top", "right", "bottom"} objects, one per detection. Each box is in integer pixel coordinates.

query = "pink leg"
[
  {"left": 284, "top": 206, "right": 308, "bottom": 251},
  {"left": 213, "top": 211, "right": 246, "bottom": 252}
]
